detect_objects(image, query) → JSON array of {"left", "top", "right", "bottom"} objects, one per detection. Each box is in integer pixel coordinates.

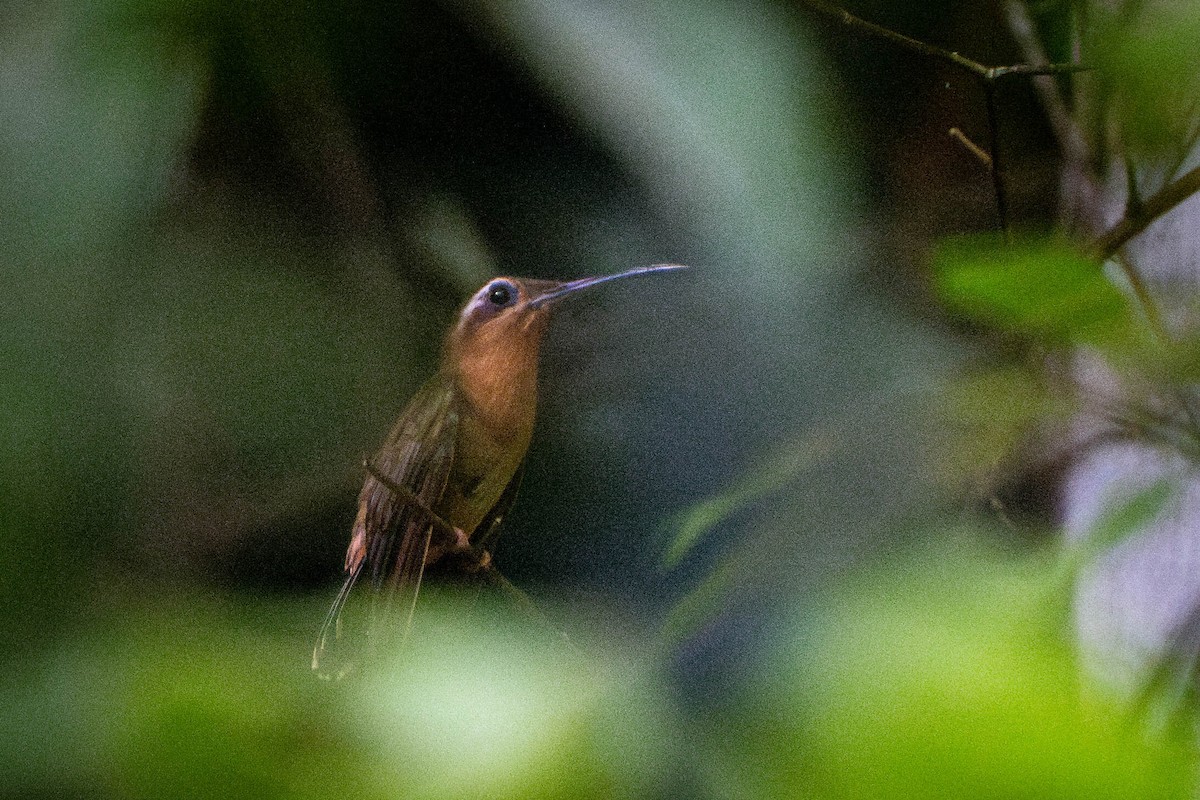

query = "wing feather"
[
  {"left": 472, "top": 460, "right": 525, "bottom": 555},
  {"left": 313, "top": 376, "right": 458, "bottom": 677}
]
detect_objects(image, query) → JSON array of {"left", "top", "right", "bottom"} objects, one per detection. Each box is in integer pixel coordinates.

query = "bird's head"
[{"left": 443, "top": 264, "right": 687, "bottom": 378}]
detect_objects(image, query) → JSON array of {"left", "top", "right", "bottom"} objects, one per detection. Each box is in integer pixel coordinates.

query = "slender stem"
[
  {"left": 1003, "top": 0, "right": 1110, "bottom": 247},
  {"left": 1105, "top": 251, "right": 1200, "bottom": 433},
  {"left": 949, "top": 127, "right": 992, "bottom": 167},
  {"left": 1090, "top": 163, "right": 1200, "bottom": 260},
  {"left": 1113, "top": 253, "right": 1166, "bottom": 340},
  {"left": 363, "top": 458, "right": 458, "bottom": 536},
  {"left": 798, "top": 0, "right": 1089, "bottom": 237},
  {"left": 480, "top": 566, "right": 579, "bottom": 652},
  {"left": 797, "top": 0, "right": 1089, "bottom": 81},
  {"left": 984, "top": 85, "right": 1011, "bottom": 239},
  {"left": 1004, "top": 0, "right": 1091, "bottom": 170}
]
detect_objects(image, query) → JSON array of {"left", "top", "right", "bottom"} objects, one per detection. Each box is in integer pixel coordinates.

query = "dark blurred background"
[{"left": 5, "top": 1, "right": 1191, "bottom": 797}]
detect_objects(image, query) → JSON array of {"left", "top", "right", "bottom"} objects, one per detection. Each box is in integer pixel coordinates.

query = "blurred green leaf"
[
  {"left": 933, "top": 235, "right": 1133, "bottom": 346},
  {"left": 716, "top": 537, "right": 1195, "bottom": 800},
  {"left": 1, "top": 594, "right": 675, "bottom": 800},
  {"left": 1059, "top": 481, "right": 1177, "bottom": 582},
  {"left": 663, "top": 432, "right": 834, "bottom": 569},
  {"left": 659, "top": 558, "right": 736, "bottom": 649},
  {"left": 0, "top": 0, "right": 206, "bottom": 662},
  {"left": 661, "top": 374, "right": 964, "bottom": 651},
  {"left": 1093, "top": 5, "right": 1200, "bottom": 159},
  {"left": 934, "top": 366, "right": 1072, "bottom": 487},
  {"left": 357, "top": 599, "right": 674, "bottom": 799}
]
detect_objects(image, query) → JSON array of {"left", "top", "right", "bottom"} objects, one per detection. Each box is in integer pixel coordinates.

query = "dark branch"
[
  {"left": 1004, "top": 0, "right": 1091, "bottom": 167},
  {"left": 365, "top": 460, "right": 574, "bottom": 647},
  {"left": 1089, "top": 164, "right": 1200, "bottom": 260},
  {"left": 363, "top": 458, "right": 457, "bottom": 536},
  {"left": 984, "top": 86, "right": 1011, "bottom": 237},
  {"left": 798, "top": 0, "right": 1089, "bottom": 82}
]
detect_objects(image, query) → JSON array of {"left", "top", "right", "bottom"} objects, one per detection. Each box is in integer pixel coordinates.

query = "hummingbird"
[{"left": 313, "top": 263, "right": 686, "bottom": 676}]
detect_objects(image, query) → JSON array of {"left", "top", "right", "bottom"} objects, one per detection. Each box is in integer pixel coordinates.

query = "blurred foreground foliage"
[
  {"left": 5, "top": 538, "right": 1195, "bottom": 799},
  {"left": 4, "top": 592, "right": 673, "bottom": 799},
  {"left": 934, "top": 235, "right": 1135, "bottom": 348},
  {"left": 737, "top": 537, "right": 1193, "bottom": 800}
]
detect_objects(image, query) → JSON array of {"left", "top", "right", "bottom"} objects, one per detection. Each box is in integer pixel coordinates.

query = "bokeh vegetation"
[{"left": 3, "top": 0, "right": 1199, "bottom": 797}]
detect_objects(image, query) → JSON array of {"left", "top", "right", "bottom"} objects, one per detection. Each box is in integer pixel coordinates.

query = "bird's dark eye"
[{"left": 486, "top": 281, "right": 517, "bottom": 307}]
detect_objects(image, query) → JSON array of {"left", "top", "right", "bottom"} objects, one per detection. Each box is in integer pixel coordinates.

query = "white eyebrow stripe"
[
  {"left": 461, "top": 286, "right": 493, "bottom": 319},
  {"left": 460, "top": 280, "right": 520, "bottom": 323}
]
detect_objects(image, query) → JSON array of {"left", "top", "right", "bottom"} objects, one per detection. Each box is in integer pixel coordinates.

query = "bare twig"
[
  {"left": 1004, "top": 0, "right": 1091, "bottom": 169},
  {"left": 798, "top": 0, "right": 1090, "bottom": 81},
  {"left": 1113, "top": 253, "right": 1167, "bottom": 341},
  {"left": 949, "top": 127, "right": 992, "bottom": 167},
  {"left": 1090, "top": 163, "right": 1200, "bottom": 260},
  {"left": 799, "top": 0, "right": 1087, "bottom": 236},
  {"left": 984, "top": 86, "right": 1012, "bottom": 237},
  {"left": 1020, "top": 1, "right": 1200, "bottom": 434}
]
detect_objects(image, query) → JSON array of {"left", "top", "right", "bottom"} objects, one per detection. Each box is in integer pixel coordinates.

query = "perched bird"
[{"left": 313, "top": 263, "right": 686, "bottom": 676}]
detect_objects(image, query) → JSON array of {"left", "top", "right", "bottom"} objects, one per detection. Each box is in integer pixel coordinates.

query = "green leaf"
[
  {"left": 1092, "top": 5, "right": 1200, "bottom": 157},
  {"left": 733, "top": 538, "right": 1196, "bottom": 800},
  {"left": 1063, "top": 480, "right": 1177, "bottom": 574},
  {"left": 662, "top": 432, "right": 834, "bottom": 568},
  {"left": 935, "top": 366, "right": 1072, "bottom": 487},
  {"left": 933, "top": 235, "right": 1132, "bottom": 346},
  {"left": 659, "top": 559, "right": 736, "bottom": 648}
]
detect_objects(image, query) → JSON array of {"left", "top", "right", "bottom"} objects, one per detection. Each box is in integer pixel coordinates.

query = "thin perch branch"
[
  {"left": 363, "top": 458, "right": 459, "bottom": 536},
  {"left": 366, "top": 460, "right": 574, "bottom": 648}
]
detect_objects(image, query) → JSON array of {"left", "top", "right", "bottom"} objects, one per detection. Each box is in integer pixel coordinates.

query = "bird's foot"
[
  {"left": 471, "top": 549, "right": 492, "bottom": 572},
  {"left": 445, "top": 532, "right": 492, "bottom": 574}
]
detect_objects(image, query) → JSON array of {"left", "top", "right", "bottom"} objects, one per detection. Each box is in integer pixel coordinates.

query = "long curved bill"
[{"left": 528, "top": 263, "right": 687, "bottom": 309}]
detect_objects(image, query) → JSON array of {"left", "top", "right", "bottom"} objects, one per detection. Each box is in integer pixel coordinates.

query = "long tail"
[{"left": 312, "top": 560, "right": 363, "bottom": 679}]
